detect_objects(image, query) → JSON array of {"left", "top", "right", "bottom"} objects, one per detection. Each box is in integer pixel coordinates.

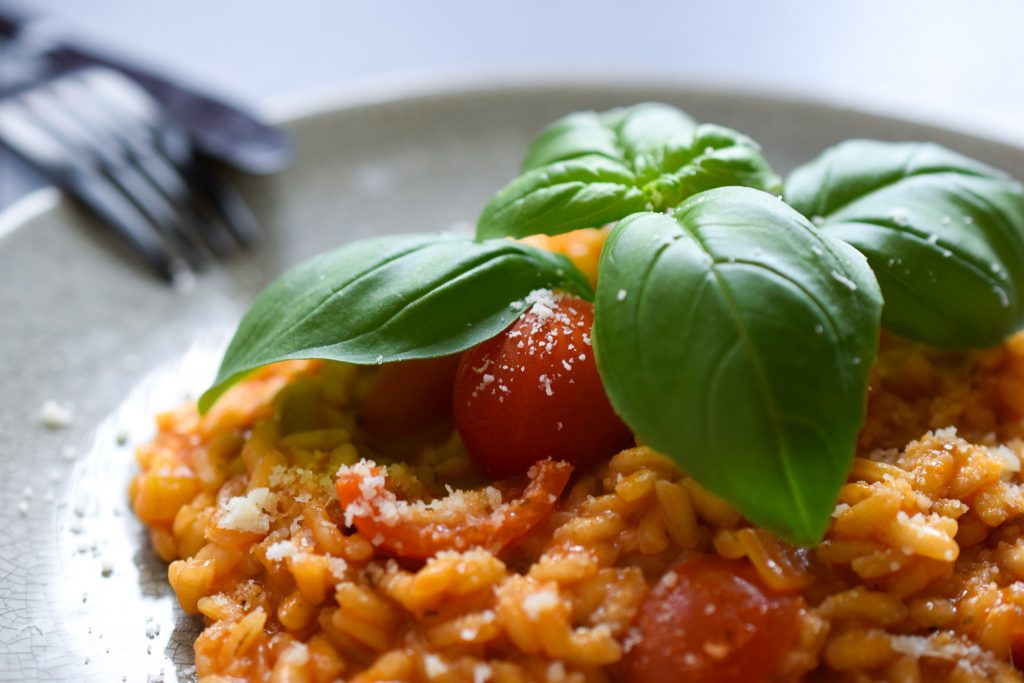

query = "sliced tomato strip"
[{"left": 335, "top": 458, "right": 572, "bottom": 559}]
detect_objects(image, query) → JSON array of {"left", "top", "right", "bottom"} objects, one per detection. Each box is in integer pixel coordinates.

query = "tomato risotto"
[
  {"left": 130, "top": 102, "right": 1024, "bottom": 682},
  {"left": 131, "top": 325, "right": 1024, "bottom": 683}
]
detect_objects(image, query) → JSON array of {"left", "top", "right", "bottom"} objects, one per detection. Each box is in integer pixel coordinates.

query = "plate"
[{"left": 2, "top": 76, "right": 1024, "bottom": 682}]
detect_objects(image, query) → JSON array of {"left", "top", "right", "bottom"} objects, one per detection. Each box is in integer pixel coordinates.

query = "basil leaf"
[
  {"left": 479, "top": 103, "right": 780, "bottom": 240},
  {"left": 477, "top": 155, "right": 649, "bottom": 240},
  {"left": 521, "top": 102, "right": 696, "bottom": 171},
  {"left": 638, "top": 124, "right": 782, "bottom": 209},
  {"left": 199, "top": 234, "right": 591, "bottom": 413},
  {"left": 593, "top": 187, "right": 882, "bottom": 545},
  {"left": 786, "top": 139, "right": 1024, "bottom": 348}
]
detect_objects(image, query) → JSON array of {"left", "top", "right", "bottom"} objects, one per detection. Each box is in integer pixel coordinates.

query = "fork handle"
[{"left": 0, "top": 6, "right": 294, "bottom": 175}]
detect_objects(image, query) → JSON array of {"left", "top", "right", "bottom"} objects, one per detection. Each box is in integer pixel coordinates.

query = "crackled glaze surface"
[{"left": 1, "top": 79, "right": 1024, "bottom": 682}]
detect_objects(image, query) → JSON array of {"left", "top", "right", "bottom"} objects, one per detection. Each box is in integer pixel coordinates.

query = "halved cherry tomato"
[
  {"left": 453, "top": 294, "right": 632, "bottom": 477},
  {"left": 622, "top": 556, "right": 803, "bottom": 683},
  {"left": 335, "top": 458, "right": 572, "bottom": 559}
]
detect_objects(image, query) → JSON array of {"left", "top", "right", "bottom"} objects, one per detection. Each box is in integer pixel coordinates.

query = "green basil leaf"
[
  {"left": 593, "top": 187, "right": 882, "bottom": 545},
  {"left": 520, "top": 102, "right": 696, "bottom": 171},
  {"left": 786, "top": 139, "right": 1024, "bottom": 348},
  {"left": 199, "top": 234, "right": 592, "bottom": 413},
  {"left": 637, "top": 124, "right": 782, "bottom": 208},
  {"left": 479, "top": 104, "right": 781, "bottom": 240},
  {"left": 477, "top": 155, "right": 648, "bottom": 240},
  {"left": 604, "top": 102, "right": 698, "bottom": 161}
]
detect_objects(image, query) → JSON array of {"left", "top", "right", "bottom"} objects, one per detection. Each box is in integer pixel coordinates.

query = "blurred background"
[{"left": 2, "top": 0, "right": 1023, "bottom": 210}]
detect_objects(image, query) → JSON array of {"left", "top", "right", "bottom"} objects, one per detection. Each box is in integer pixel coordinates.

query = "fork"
[{"left": 0, "top": 66, "right": 260, "bottom": 283}]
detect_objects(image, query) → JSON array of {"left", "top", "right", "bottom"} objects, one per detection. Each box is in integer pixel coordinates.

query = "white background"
[{"left": 4, "top": 0, "right": 1024, "bottom": 204}]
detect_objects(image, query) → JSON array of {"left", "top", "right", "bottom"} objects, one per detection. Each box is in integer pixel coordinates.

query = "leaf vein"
[{"left": 673, "top": 218, "right": 813, "bottom": 534}]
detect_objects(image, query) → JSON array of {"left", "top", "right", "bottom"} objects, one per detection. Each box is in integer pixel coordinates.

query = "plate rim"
[
  {"left": 263, "top": 67, "right": 1024, "bottom": 151},
  {"left": 4, "top": 68, "right": 1024, "bottom": 241}
]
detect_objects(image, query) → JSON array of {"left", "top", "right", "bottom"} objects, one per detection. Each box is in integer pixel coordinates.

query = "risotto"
[
  {"left": 131, "top": 296, "right": 1024, "bottom": 682},
  {"left": 130, "top": 102, "right": 1024, "bottom": 681}
]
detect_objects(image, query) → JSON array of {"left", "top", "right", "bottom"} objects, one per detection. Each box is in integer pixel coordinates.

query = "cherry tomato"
[
  {"left": 335, "top": 459, "right": 572, "bottom": 559},
  {"left": 622, "top": 556, "right": 803, "bottom": 683},
  {"left": 360, "top": 355, "right": 460, "bottom": 439},
  {"left": 452, "top": 293, "right": 632, "bottom": 477}
]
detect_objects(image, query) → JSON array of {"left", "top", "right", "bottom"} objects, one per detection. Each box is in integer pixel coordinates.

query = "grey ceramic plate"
[{"left": 2, "top": 77, "right": 1024, "bottom": 683}]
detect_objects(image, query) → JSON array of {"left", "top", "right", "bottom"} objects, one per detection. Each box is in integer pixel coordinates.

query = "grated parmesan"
[
  {"left": 217, "top": 488, "right": 275, "bottom": 534},
  {"left": 522, "top": 590, "right": 560, "bottom": 619},
  {"left": 546, "top": 661, "right": 567, "bottom": 682},
  {"left": 890, "top": 207, "right": 910, "bottom": 226},
  {"left": 265, "top": 540, "right": 298, "bottom": 562},
  {"left": 40, "top": 400, "right": 74, "bottom": 428},
  {"left": 988, "top": 444, "right": 1021, "bottom": 473},
  {"left": 424, "top": 654, "right": 448, "bottom": 679},
  {"left": 473, "top": 663, "right": 493, "bottom": 683},
  {"left": 278, "top": 642, "right": 310, "bottom": 667}
]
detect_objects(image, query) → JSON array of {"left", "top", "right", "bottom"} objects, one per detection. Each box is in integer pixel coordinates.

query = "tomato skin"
[
  {"left": 453, "top": 294, "right": 632, "bottom": 478},
  {"left": 360, "top": 355, "right": 460, "bottom": 439},
  {"left": 335, "top": 459, "right": 572, "bottom": 559},
  {"left": 622, "top": 556, "right": 803, "bottom": 683}
]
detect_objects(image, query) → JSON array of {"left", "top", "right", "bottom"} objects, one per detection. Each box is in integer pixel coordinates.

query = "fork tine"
[
  {"left": 181, "top": 154, "right": 262, "bottom": 249},
  {"left": 0, "top": 66, "right": 262, "bottom": 280},
  {"left": 0, "top": 99, "right": 187, "bottom": 281},
  {"left": 54, "top": 74, "right": 240, "bottom": 259},
  {"left": 20, "top": 85, "right": 209, "bottom": 269},
  {"left": 84, "top": 69, "right": 261, "bottom": 249}
]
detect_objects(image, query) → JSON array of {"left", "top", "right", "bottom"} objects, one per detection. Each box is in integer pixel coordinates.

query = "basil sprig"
[
  {"left": 786, "top": 140, "right": 1024, "bottom": 348},
  {"left": 520, "top": 102, "right": 696, "bottom": 170},
  {"left": 594, "top": 188, "right": 882, "bottom": 544},
  {"left": 477, "top": 103, "right": 780, "bottom": 240},
  {"left": 202, "top": 103, "right": 1024, "bottom": 547},
  {"left": 198, "top": 234, "right": 591, "bottom": 413}
]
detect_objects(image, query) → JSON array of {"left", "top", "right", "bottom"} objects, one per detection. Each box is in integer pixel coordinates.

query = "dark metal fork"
[{"left": 0, "top": 66, "right": 259, "bottom": 283}]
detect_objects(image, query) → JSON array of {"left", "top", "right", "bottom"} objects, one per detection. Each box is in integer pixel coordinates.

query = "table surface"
[{"left": 3, "top": 0, "right": 1024, "bottom": 209}]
